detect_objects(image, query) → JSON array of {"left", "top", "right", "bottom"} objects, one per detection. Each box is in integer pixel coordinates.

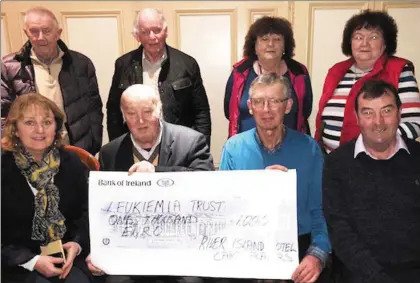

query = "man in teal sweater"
[{"left": 219, "top": 73, "right": 331, "bottom": 283}]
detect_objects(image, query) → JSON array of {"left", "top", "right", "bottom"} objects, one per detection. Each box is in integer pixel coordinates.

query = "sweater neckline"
[{"left": 254, "top": 126, "right": 288, "bottom": 153}]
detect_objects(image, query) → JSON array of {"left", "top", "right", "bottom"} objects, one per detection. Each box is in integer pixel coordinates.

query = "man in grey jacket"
[{"left": 87, "top": 84, "right": 214, "bottom": 283}]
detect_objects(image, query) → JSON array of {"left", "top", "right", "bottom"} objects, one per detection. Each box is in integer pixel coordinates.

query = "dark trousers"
[
  {"left": 103, "top": 275, "right": 181, "bottom": 283},
  {"left": 2, "top": 265, "right": 91, "bottom": 283},
  {"left": 332, "top": 255, "right": 420, "bottom": 283}
]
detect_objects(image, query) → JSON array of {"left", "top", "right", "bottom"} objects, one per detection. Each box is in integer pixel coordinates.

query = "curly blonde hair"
[{"left": 1, "top": 93, "right": 65, "bottom": 152}]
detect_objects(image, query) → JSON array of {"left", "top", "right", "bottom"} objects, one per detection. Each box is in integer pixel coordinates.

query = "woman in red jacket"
[
  {"left": 315, "top": 10, "right": 420, "bottom": 153},
  {"left": 225, "top": 16, "right": 313, "bottom": 137}
]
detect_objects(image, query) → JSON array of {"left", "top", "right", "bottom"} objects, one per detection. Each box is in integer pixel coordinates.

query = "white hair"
[
  {"left": 132, "top": 8, "right": 167, "bottom": 35},
  {"left": 249, "top": 73, "right": 291, "bottom": 99},
  {"left": 24, "top": 7, "right": 59, "bottom": 29},
  {"left": 121, "top": 84, "right": 163, "bottom": 119}
]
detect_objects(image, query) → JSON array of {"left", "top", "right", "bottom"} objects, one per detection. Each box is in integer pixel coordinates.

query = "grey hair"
[
  {"left": 132, "top": 8, "right": 167, "bottom": 35},
  {"left": 24, "top": 7, "right": 59, "bottom": 29},
  {"left": 249, "top": 73, "right": 292, "bottom": 99},
  {"left": 120, "top": 84, "right": 163, "bottom": 120}
]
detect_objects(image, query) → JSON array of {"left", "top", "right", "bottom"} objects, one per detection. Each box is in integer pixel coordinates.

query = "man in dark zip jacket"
[
  {"left": 106, "top": 8, "right": 211, "bottom": 146},
  {"left": 1, "top": 7, "right": 103, "bottom": 155}
]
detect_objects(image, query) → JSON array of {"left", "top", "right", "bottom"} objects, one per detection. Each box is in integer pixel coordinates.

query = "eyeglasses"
[{"left": 251, "top": 97, "right": 289, "bottom": 109}]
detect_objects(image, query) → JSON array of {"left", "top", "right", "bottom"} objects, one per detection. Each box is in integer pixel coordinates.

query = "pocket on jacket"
[
  {"left": 170, "top": 77, "right": 193, "bottom": 108},
  {"left": 171, "top": 77, "right": 192, "bottom": 91}
]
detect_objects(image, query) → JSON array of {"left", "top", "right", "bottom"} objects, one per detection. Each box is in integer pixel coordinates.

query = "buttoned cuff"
[{"left": 306, "top": 245, "right": 329, "bottom": 267}]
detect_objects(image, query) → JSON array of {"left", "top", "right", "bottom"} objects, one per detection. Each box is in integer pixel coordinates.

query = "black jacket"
[
  {"left": 99, "top": 121, "right": 214, "bottom": 172},
  {"left": 106, "top": 45, "right": 211, "bottom": 145},
  {"left": 1, "top": 40, "right": 103, "bottom": 155},
  {"left": 1, "top": 148, "right": 90, "bottom": 278}
]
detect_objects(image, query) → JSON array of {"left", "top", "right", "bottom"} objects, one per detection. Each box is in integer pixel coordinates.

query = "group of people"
[{"left": 1, "top": 5, "right": 419, "bottom": 283}]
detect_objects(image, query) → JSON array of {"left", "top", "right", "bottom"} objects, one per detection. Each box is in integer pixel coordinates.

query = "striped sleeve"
[{"left": 397, "top": 64, "right": 420, "bottom": 139}]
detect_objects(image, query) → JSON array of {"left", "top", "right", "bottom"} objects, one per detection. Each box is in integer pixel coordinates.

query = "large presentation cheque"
[{"left": 89, "top": 170, "right": 298, "bottom": 279}]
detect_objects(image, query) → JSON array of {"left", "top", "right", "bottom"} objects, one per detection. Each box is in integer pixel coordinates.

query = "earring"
[
  {"left": 249, "top": 109, "right": 253, "bottom": 115},
  {"left": 14, "top": 137, "right": 20, "bottom": 147}
]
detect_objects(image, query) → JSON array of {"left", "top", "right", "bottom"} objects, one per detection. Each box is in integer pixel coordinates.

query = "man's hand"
[
  {"left": 86, "top": 254, "right": 105, "bottom": 276},
  {"left": 292, "top": 255, "right": 322, "bottom": 283},
  {"left": 59, "top": 241, "right": 80, "bottom": 279},
  {"left": 265, "top": 164, "right": 288, "bottom": 172},
  {"left": 128, "top": 160, "right": 155, "bottom": 174},
  {"left": 34, "top": 255, "right": 64, "bottom": 278}
]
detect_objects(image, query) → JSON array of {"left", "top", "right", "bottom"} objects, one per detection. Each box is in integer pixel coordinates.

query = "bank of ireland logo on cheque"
[{"left": 156, "top": 178, "right": 175, "bottom": 187}]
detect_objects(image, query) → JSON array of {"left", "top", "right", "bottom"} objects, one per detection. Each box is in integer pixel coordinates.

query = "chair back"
[{"left": 64, "top": 145, "right": 100, "bottom": 171}]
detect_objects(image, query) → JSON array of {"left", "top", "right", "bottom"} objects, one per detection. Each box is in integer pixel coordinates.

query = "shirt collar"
[
  {"left": 30, "top": 46, "right": 64, "bottom": 65},
  {"left": 131, "top": 120, "right": 163, "bottom": 158},
  {"left": 142, "top": 49, "right": 167, "bottom": 66},
  {"left": 354, "top": 134, "right": 410, "bottom": 159}
]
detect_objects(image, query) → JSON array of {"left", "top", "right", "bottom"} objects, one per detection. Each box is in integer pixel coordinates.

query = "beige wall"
[{"left": 2, "top": 1, "right": 419, "bottom": 164}]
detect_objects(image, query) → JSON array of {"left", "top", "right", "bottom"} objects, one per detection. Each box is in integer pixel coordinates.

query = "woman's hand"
[
  {"left": 86, "top": 254, "right": 105, "bottom": 276},
  {"left": 59, "top": 241, "right": 80, "bottom": 279},
  {"left": 34, "top": 255, "right": 64, "bottom": 277}
]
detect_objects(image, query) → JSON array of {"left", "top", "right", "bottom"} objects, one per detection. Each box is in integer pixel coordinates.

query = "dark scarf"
[{"left": 13, "top": 146, "right": 66, "bottom": 245}]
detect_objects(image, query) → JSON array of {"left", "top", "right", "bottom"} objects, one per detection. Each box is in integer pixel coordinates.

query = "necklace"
[{"left": 350, "top": 64, "right": 372, "bottom": 81}]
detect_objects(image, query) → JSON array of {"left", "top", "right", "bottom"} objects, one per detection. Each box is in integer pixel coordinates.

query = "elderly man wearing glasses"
[{"left": 219, "top": 73, "right": 331, "bottom": 283}]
